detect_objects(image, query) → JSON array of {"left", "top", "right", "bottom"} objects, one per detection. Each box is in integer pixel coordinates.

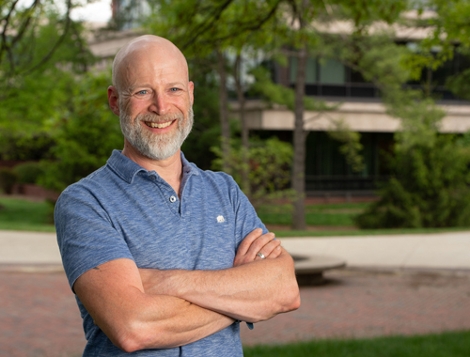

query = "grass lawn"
[
  {"left": 0, "top": 196, "right": 55, "bottom": 232},
  {"left": 257, "top": 201, "right": 470, "bottom": 237},
  {"left": 257, "top": 202, "right": 366, "bottom": 227},
  {"left": 244, "top": 330, "right": 470, "bottom": 357},
  {"left": 1, "top": 196, "right": 469, "bottom": 237}
]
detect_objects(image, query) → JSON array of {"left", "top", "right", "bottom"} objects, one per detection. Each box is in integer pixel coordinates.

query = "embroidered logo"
[{"left": 216, "top": 215, "right": 225, "bottom": 223}]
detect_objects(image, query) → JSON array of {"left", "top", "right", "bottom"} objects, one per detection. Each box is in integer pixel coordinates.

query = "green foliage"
[
  {"left": 0, "top": 168, "right": 17, "bottom": 194},
  {"left": 327, "top": 120, "right": 365, "bottom": 173},
  {"left": 356, "top": 134, "right": 470, "bottom": 229},
  {"left": 336, "top": 0, "right": 408, "bottom": 27},
  {"left": 446, "top": 67, "right": 470, "bottom": 101},
  {"left": 211, "top": 137, "right": 295, "bottom": 208},
  {"left": 249, "top": 66, "right": 330, "bottom": 112},
  {"left": 38, "top": 72, "right": 123, "bottom": 192},
  {"left": 145, "top": 0, "right": 282, "bottom": 55},
  {"left": 0, "top": 1, "right": 94, "bottom": 79},
  {"left": 0, "top": 1, "right": 95, "bottom": 168},
  {"left": 390, "top": 96, "right": 444, "bottom": 151},
  {"left": 0, "top": 133, "right": 55, "bottom": 161},
  {"left": 181, "top": 67, "right": 221, "bottom": 170},
  {"left": 13, "top": 162, "right": 44, "bottom": 185}
]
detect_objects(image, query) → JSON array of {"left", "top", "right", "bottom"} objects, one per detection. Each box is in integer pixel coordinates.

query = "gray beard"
[{"left": 120, "top": 107, "right": 193, "bottom": 161}]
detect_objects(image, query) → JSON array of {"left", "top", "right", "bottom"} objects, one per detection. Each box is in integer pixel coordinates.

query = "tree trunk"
[
  {"left": 216, "top": 49, "right": 231, "bottom": 174},
  {"left": 291, "top": 45, "right": 307, "bottom": 230},
  {"left": 234, "top": 53, "right": 250, "bottom": 196}
]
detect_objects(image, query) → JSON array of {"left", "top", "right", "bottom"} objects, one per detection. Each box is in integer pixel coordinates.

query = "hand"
[{"left": 233, "top": 228, "right": 281, "bottom": 267}]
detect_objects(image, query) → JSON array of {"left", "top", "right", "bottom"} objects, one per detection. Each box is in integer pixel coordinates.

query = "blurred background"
[
  {"left": 1, "top": 1, "right": 470, "bottom": 356},
  {"left": 3, "top": 0, "right": 470, "bottom": 232}
]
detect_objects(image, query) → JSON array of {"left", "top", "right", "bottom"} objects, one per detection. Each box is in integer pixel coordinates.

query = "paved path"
[
  {"left": 281, "top": 230, "right": 470, "bottom": 270},
  {"left": 1, "top": 230, "right": 470, "bottom": 356},
  {"left": 2, "top": 230, "right": 470, "bottom": 270}
]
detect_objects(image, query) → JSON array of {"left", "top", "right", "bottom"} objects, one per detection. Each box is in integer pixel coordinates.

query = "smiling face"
[{"left": 108, "top": 36, "right": 194, "bottom": 161}]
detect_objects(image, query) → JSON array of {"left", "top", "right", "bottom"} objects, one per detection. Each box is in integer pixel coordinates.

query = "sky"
[{"left": 70, "top": 0, "right": 112, "bottom": 23}]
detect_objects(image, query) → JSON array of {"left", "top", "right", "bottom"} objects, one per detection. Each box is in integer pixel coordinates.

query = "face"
[
  {"left": 109, "top": 41, "right": 194, "bottom": 161},
  {"left": 119, "top": 103, "right": 193, "bottom": 161}
]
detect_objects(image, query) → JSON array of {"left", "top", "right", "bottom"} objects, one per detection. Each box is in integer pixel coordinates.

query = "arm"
[
  {"left": 140, "top": 229, "right": 301, "bottom": 323},
  {"left": 73, "top": 258, "right": 234, "bottom": 353}
]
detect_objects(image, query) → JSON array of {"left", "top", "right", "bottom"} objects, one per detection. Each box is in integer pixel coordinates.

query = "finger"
[
  {"left": 233, "top": 228, "right": 264, "bottom": 266},
  {"left": 236, "top": 228, "right": 263, "bottom": 256},
  {"left": 266, "top": 244, "right": 282, "bottom": 259},
  {"left": 257, "top": 238, "right": 282, "bottom": 260},
  {"left": 246, "top": 232, "right": 276, "bottom": 261}
]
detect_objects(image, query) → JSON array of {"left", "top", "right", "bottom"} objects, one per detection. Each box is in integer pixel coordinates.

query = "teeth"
[{"left": 147, "top": 121, "right": 172, "bottom": 129}]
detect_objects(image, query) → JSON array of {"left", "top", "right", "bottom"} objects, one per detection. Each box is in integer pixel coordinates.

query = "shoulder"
[
  {"left": 56, "top": 166, "right": 110, "bottom": 204},
  {"left": 188, "top": 162, "right": 237, "bottom": 185}
]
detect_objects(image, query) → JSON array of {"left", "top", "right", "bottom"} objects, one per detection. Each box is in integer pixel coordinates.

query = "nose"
[{"left": 149, "top": 92, "right": 169, "bottom": 115}]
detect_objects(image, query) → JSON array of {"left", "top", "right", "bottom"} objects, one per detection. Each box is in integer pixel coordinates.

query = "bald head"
[{"left": 112, "top": 35, "right": 189, "bottom": 93}]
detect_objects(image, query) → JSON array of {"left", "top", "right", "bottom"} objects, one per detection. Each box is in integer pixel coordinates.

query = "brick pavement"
[{"left": 1, "top": 268, "right": 470, "bottom": 356}]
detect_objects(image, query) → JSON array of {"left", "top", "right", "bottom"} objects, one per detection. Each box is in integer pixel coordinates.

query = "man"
[{"left": 55, "top": 35, "right": 300, "bottom": 356}]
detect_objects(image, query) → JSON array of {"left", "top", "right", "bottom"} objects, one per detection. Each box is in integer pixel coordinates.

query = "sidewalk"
[
  {"left": 1, "top": 229, "right": 470, "bottom": 270},
  {"left": 281, "top": 230, "right": 470, "bottom": 271}
]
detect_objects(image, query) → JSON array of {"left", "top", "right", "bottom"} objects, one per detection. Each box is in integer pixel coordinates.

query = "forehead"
[{"left": 118, "top": 44, "right": 189, "bottom": 89}]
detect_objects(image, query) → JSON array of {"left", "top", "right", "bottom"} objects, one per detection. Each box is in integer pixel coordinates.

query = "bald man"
[{"left": 54, "top": 35, "right": 300, "bottom": 356}]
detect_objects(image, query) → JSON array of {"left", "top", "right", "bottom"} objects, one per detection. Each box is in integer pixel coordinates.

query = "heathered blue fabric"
[{"left": 54, "top": 150, "right": 267, "bottom": 357}]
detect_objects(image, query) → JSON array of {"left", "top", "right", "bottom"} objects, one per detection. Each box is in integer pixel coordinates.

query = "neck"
[{"left": 122, "top": 142, "right": 183, "bottom": 195}]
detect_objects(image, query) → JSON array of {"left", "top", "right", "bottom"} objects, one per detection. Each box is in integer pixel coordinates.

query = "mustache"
[{"left": 136, "top": 112, "right": 184, "bottom": 123}]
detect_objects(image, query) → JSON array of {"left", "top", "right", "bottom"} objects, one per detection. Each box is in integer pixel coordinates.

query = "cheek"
[{"left": 123, "top": 100, "right": 145, "bottom": 120}]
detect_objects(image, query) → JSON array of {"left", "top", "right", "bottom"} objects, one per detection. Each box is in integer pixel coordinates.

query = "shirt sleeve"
[
  {"left": 226, "top": 175, "right": 268, "bottom": 248},
  {"left": 54, "top": 185, "right": 134, "bottom": 290}
]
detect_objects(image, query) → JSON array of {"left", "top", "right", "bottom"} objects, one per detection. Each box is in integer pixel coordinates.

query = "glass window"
[
  {"left": 290, "top": 56, "right": 317, "bottom": 84},
  {"left": 319, "top": 59, "right": 345, "bottom": 84}
]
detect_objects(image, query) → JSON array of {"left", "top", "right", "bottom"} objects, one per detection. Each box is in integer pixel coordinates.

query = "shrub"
[
  {"left": 356, "top": 134, "right": 470, "bottom": 228},
  {"left": 211, "top": 137, "right": 296, "bottom": 209},
  {"left": 13, "top": 162, "right": 44, "bottom": 184},
  {"left": 0, "top": 168, "right": 18, "bottom": 194}
]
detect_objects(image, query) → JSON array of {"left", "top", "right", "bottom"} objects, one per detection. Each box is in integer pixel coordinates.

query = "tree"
[
  {"left": 0, "top": 0, "right": 93, "bottom": 79},
  {"left": 39, "top": 72, "right": 123, "bottom": 192},
  {"left": 0, "top": 1, "right": 95, "bottom": 160},
  {"left": 353, "top": 0, "right": 470, "bottom": 229}
]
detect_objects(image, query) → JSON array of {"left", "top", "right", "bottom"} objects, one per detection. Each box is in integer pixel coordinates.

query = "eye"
[
  {"left": 136, "top": 90, "right": 148, "bottom": 95},
  {"left": 170, "top": 87, "right": 181, "bottom": 92}
]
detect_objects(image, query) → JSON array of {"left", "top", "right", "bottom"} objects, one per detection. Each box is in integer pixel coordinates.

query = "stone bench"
[{"left": 293, "top": 254, "right": 346, "bottom": 285}]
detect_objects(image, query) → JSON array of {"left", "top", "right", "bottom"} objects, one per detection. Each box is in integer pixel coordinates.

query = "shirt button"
[{"left": 169, "top": 195, "right": 177, "bottom": 203}]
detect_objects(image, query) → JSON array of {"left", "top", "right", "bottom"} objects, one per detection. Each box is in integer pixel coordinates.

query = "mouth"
[{"left": 144, "top": 120, "right": 175, "bottom": 129}]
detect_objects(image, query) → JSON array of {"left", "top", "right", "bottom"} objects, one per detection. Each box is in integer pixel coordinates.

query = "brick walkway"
[{"left": 1, "top": 268, "right": 470, "bottom": 356}]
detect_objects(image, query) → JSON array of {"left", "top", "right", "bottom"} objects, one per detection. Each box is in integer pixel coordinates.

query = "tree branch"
[
  {"left": 182, "top": 0, "right": 282, "bottom": 50},
  {"left": 22, "top": 0, "right": 73, "bottom": 75}
]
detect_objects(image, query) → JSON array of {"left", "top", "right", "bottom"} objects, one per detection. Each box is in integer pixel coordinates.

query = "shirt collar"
[{"left": 106, "top": 149, "right": 199, "bottom": 184}]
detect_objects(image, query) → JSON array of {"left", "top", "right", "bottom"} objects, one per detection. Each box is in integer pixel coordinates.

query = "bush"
[
  {"left": 211, "top": 137, "right": 296, "bottom": 209},
  {"left": 13, "top": 162, "right": 44, "bottom": 184},
  {"left": 0, "top": 168, "right": 18, "bottom": 194},
  {"left": 38, "top": 72, "right": 123, "bottom": 192},
  {"left": 356, "top": 134, "right": 470, "bottom": 228}
]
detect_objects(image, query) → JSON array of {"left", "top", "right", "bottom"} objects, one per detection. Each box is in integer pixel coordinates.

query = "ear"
[
  {"left": 188, "top": 81, "right": 194, "bottom": 106},
  {"left": 107, "top": 86, "right": 120, "bottom": 116}
]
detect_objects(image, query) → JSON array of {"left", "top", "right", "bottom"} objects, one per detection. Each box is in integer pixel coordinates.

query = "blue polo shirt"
[{"left": 55, "top": 150, "right": 266, "bottom": 357}]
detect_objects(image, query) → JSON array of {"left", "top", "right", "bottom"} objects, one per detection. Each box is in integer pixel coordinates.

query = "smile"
[{"left": 145, "top": 120, "right": 174, "bottom": 129}]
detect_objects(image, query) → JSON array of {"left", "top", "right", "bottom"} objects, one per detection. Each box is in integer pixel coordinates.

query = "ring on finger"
[{"left": 256, "top": 252, "right": 266, "bottom": 259}]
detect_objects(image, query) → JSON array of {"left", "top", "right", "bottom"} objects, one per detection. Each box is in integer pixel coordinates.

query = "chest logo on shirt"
[{"left": 216, "top": 215, "right": 225, "bottom": 223}]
